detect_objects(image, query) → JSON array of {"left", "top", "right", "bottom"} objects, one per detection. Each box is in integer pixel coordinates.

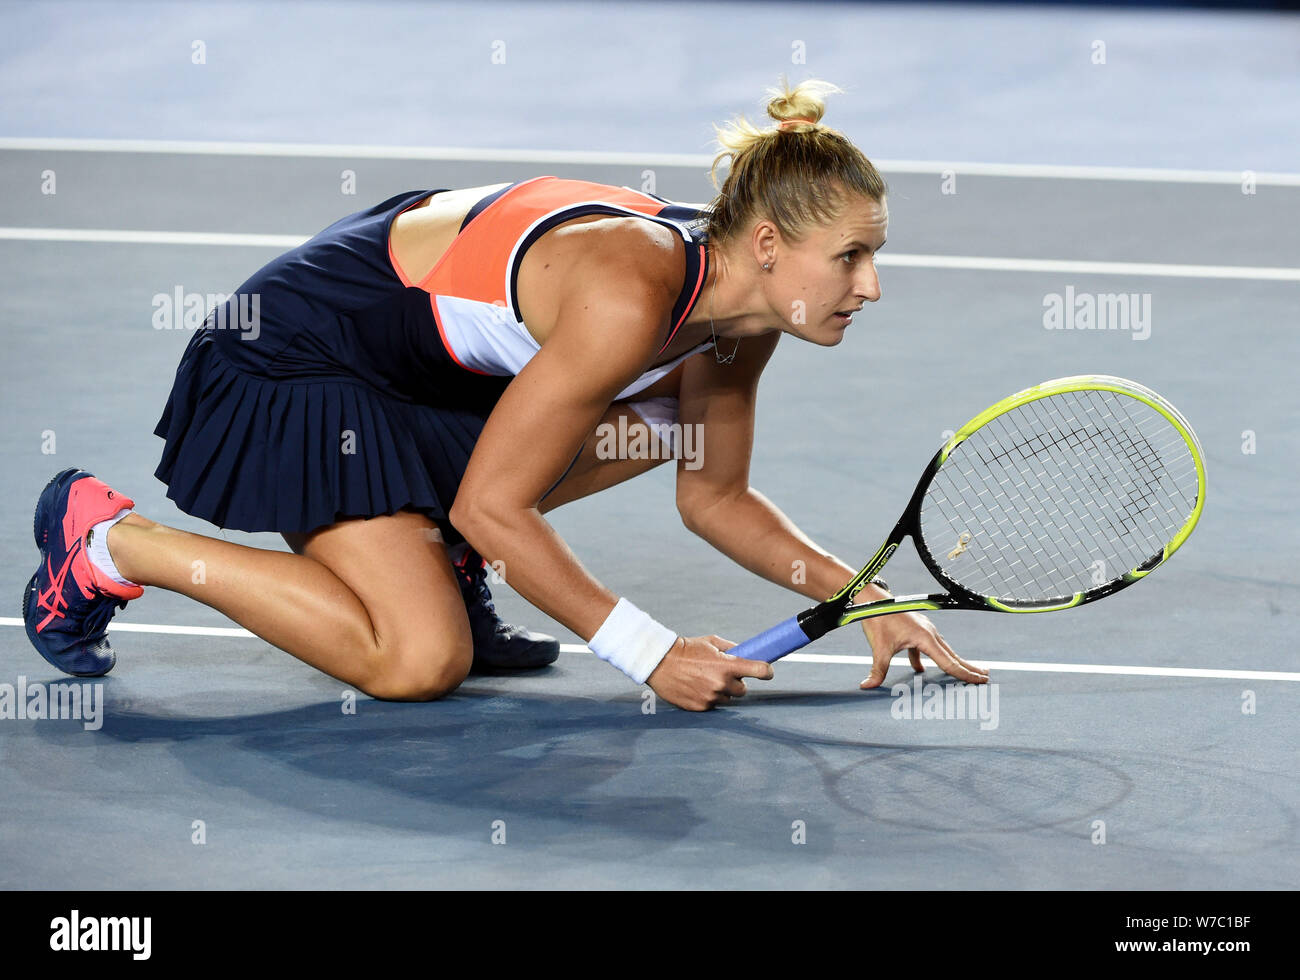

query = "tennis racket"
[{"left": 730, "top": 375, "right": 1206, "bottom": 663}]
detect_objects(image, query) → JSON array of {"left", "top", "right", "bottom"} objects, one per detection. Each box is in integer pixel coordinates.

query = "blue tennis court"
[{"left": 1, "top": 0, "right": 1296, "bottom": 894}]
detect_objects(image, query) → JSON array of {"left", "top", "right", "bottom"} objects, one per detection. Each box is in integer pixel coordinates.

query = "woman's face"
[{"left": 768, "top": 193, "right": 888, "bottom": 346}]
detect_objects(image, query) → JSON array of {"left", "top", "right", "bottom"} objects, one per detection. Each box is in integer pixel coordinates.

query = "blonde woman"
[{"left": 25, "top": 78, "right": 988, "bottom": 710}]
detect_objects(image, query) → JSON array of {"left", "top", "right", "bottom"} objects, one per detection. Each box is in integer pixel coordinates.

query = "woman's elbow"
[
  {"left": 676, "top": 491, "right": 717, "bottom": 538},
  {"left": 449, "top": 494, "right": 497, "bottom": 547}
]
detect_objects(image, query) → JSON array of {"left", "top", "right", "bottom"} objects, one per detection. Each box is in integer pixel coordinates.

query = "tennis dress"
[{"left": 153, "top": 176, "right": 714, "bottom": 544}]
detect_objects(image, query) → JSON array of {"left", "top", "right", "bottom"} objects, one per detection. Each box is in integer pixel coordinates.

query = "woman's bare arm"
[
  {"left": 450, "top": 244, "right": 670, "bottom": 638},
  {"left": 449, "top": 226, "right": 774, "bottom": 708},
  {"left": 675, "top": 334, "right": 988, "bottom": 686},
  {"left": 674, "top": 332, "right": 876, "bottom": 602}
]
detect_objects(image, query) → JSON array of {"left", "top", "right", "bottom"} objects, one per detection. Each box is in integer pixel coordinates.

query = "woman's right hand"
[{"left": 646, "top": 635, "right": 775, "bottom": 711}]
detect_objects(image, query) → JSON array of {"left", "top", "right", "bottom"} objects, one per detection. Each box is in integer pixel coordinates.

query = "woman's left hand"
[{"left": 858, "top": 612, "right": 989, "bottom": 689}]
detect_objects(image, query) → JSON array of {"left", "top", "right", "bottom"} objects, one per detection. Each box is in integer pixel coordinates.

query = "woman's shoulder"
[
  {"left": 518, "top": 213, "right": 687, "bottom": 333},
  {"left": 574, "top": 215, "right": 685, "bottom": 288}
]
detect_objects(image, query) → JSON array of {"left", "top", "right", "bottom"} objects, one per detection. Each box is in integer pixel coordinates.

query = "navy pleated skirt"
[{"left": 153, "top": 189, "right": 512, "bottom": 543}]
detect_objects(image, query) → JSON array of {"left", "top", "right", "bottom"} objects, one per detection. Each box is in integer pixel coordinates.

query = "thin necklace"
[{"left": 709, "top": 267, "right": 740, "bottom": 365}]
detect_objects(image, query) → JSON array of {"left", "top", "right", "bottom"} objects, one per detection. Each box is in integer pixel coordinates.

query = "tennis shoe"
[
  {"left": 23, "top": 468, "right": 143, "bottom": 677},
  {"left": 452, "top": 546, "right": 560, "bottom": 672}
]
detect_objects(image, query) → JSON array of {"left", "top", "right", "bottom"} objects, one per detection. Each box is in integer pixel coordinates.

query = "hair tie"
[{"left": 777, "top": 117, "right": 818, "bottom": 131}]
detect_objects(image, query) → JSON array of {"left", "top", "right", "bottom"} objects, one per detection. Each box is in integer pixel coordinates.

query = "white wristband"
[{"left": 588, "top": 598, "right": 678, "bottom": 684}]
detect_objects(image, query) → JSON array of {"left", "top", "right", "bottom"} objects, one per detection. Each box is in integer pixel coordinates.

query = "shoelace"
[
  {"left": 454, "top": 553, "right": 528, "bottom": 641},
  {"left": 81, "top": 595, "right": 125, "bottom": 641}
]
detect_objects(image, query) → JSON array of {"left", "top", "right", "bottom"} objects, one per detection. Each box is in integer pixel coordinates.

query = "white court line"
[
  {"left": 0, "top": 136, "right": 709, "bottom": 168},
  {"left": 1, "top": 137, "right": 1297, "bottom": 186},
  {"left": 876, "top": 253, "right": 1300, "bottom": 282},
  {"left": 0, "top": 227, "right": 303, "bottom": 248},
  {"left": 1, "top": 227, "right": 1295, "bottom": 282},
  {"left": 878, "top": 159, "right": 1299, "bottom": 186},
  {"left": 0, "top": 619, "right": 1294, "bottom": 681},
  {"left": 779, "top": 652, "right": 1300, "bottom": 683}
]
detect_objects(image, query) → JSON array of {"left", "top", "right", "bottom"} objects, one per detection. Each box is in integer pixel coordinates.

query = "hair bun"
[
  {"left": 765, "top": 76, "right": 838, "bottom": 129},
  {"left": 705, "top": 74, "right": 886, "bottom": 242}
]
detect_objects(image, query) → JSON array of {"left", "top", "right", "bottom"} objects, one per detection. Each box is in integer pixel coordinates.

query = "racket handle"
[{"left": 729, "top": 616, "right": 812, "bottom": 663}]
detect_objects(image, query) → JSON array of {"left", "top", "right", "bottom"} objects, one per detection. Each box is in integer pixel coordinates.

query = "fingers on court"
[
  {"left": 860, "top": 652, "right": 891, "bottom": 689},
  {"left": 932, "top": 634, "right": 989, "bottom": 682},
  {"left": 708, "top": 634, "right": 737, "bottom": 651},
  {"left": 723, "top": 676, "right": 749, "bottom": 698}
]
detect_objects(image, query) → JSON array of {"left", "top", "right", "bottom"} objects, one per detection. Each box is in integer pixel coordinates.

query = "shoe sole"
[
  {"left": 471, "top": 640, "right": 561, "bottom": 673},
  {"left": 24, "top": 468, "right": 115, "bottom": 677}
]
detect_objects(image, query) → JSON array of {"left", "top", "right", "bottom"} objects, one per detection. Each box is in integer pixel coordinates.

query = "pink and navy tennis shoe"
[{"left": 23, "top": 468, "right": 143, "bottom": 676}]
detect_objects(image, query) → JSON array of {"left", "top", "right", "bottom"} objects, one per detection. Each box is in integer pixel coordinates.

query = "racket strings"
[
  {"left": 1077, "top": 390, "right": 1199, "bottom": 535},
  {"left": 921, "top": 388, "right": 1199, "bottom": 601},
  {"left": 1032, "top": 393, "right": 1181, "bottom": 547},
  {"left": 974, "top": 391, "right": 1196, "bottom": 593},
  {"left": 960, "top": 390, "right": 1196, "bottom": 596}
]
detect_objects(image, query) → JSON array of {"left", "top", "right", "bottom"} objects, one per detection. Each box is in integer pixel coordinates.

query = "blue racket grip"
[{"left": 729, "top": 616, "right": 812, "bottom": 663}]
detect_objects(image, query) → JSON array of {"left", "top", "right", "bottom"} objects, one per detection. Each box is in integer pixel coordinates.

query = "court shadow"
[
  {"left": 25, "top": 678, "right": 1198, "bottom": 842},
  {"left": 31, "top": 686, "right": 823, "bottom": 842}
]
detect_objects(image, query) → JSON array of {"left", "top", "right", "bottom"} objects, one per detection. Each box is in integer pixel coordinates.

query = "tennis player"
[{"left": 25, "top": 78, "right": 988, "bottom": 710}]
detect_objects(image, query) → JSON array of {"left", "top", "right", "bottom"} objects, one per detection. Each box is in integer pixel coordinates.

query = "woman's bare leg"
[{"left": 105, "top": 509, "right": 472, "bottom": 700}]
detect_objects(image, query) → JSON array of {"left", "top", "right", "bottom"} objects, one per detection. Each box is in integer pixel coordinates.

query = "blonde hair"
[{"left": 706, "top": 76, "right": 886, "bottom": 247}]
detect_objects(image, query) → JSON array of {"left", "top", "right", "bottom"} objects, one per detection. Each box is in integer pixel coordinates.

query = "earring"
[{"left": 763, "top": 263, "right": 771, "bottom": 270}]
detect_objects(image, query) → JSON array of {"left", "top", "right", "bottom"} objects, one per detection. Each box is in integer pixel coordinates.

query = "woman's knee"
[{"left": 362, "top": 637, "right": 473, "bottom": 702}]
